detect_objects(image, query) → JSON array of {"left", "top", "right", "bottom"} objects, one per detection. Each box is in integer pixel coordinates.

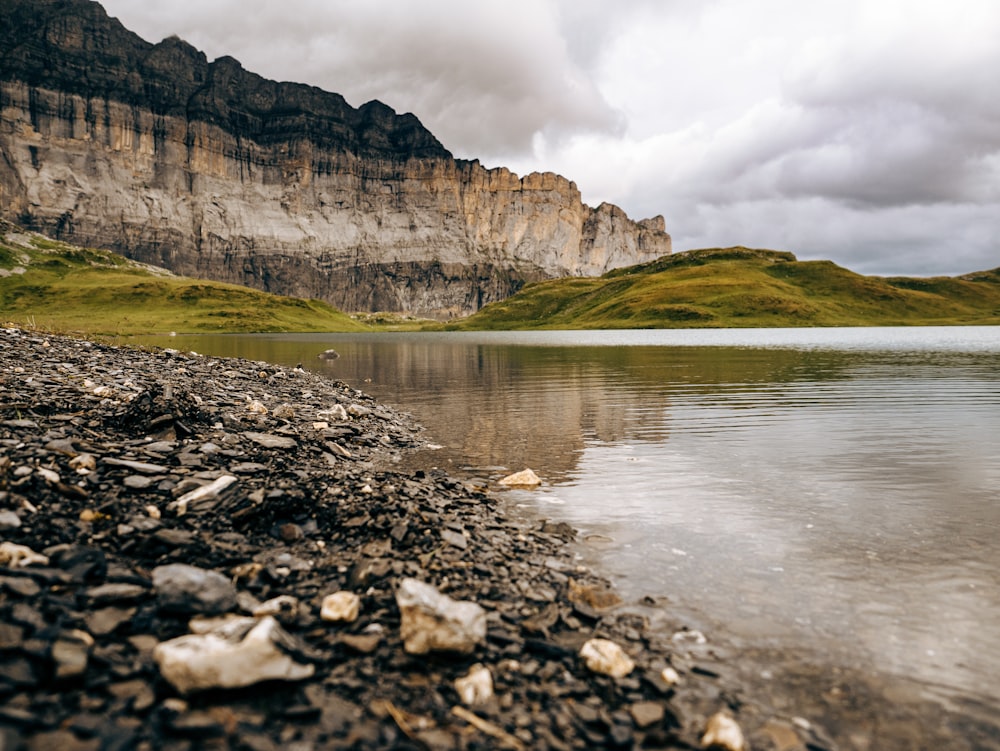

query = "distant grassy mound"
[
  {"left": 0, "top": 222, "right": 366, "bottom": 335},
  {"left": 447, "top": 247, "right": 1000, "bottom": 329}
]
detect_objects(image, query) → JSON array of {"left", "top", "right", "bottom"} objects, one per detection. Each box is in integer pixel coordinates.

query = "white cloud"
[{"left": 99, "top": 0, "right": 1000, "bottom": 275}]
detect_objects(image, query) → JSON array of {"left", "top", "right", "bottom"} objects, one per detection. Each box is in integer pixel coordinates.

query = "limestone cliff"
[{"left": 0, "top": 0, "right": 671, "bottom": 318}]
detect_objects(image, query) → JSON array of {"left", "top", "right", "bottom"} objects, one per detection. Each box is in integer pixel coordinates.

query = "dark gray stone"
[{"left": 152, "top": 563, "right": 237, "bottom": 615}]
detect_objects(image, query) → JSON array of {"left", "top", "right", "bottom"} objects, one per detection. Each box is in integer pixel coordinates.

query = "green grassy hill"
[
  {"left": 0, "top": 222, "right": 367, "bottom": 335},
  {"left": 5, "top": 225, "right": 998, "bottom": 334},
  {"left": 447, "top": 247, "right": 1000, "bottom": 329}
]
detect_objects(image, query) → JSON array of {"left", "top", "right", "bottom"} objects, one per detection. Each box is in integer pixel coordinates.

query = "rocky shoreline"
[
  {"left": 0, "top": 326, "right": 782, "bottom": 751},
  {"left": 2, "top": 327, "right": 991, "bottom": 751}
]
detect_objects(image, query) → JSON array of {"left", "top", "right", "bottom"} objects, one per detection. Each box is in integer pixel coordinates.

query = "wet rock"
[
  {"left": 153, "top": 528, "right": 196, "bottom": 547},
  {"left": 629, "top": 701, "right": 666, "bottom": 729},
  {"left": 757, "top": 720, "right": 807, "bottom": 751},
  {"left": 0, "top": 654, "right": 36, "bottom": 687},
  {"left": 521, "top": 602, "right": 560, "bottom": 634},
  {"left": 498, "top": 468, "right": 542, "bottom": 487},
  {"left": 702, "top": 711, "right": 746, "bottom": 751},
  {"left": 103, "top": 457, "right": 169, "bottom": 474},
  {"left": 673, "top": 628, "right": 708, "bottom": 646},
  {"left": 84, "top": 606, "right": 136, "bottom": 636},
  {"left": 396, "top": 578, "right": 486, "bottom": 654},
  {"left": 108, "top": 679, "right": 157, "bottom": 712},
  {"left": 244, "top": 432, "right": 297, "bottom": 449},
  {"left": 347, "top": 404, "right": 371, "bottom": 418},
  {"left": 580, "top": 638, "right": 635, "bottom": 679},
  {"left": 152, "top": 563, "right": 238, "bottom": 615},
  {"left": 86, "top": 582, "right": 149, "bottom": 606},
  {"left": 320, "top": 591, "right": 361, "bottom": 623},
  {"left": 454, "top": 664, "right": 494, "bottom": 706},
  {"left": 339, "top": 633, "right": 381, "bottom": 654},
  {"left": 123, "top": 474, "right": 154, "bottom": 490},
  {"left": 153, "top": 615, "right": 315, "bottom": 694},
  {"left": 0, "top": 509, "right": 21, "bottom": 530},
  {"left": 568, "top": 579, "right": 623, "bottom": 612},
  {"left": 441, "top": 528, "right": 468, "bottom": 550},
  {"left": 51, "top": 629, "right": 93, "bottom": 680},
  {"left": 0, "top": 575, "right": 39, "bottom": 596},
  {"left": 272, "top": 403, "right": 295, "bottom": 419},
  {"left": 540, "top": 520, "right": 576, "bottom": 541}
]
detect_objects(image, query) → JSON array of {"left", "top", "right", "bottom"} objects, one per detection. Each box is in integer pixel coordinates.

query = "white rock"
[
  {"left": 36, "top": 467, "right": 60, "bottom": 484},
  {"left": 153, "top": 616, "right": 314, "bottom": 694},
  {"left": 661, "top": 666, "right": 681, "bottom": 686},
  {"left": 246, "top": 399, "right": 268, "bottom": 414},
  {"left": 579, "top": 638, "right": 635, "bottom": 679},
  {"left": 168, "top": 475, "right": 238, "bottom": 515},
  {"left": 321, "top": 591, "right": 361, "bottom": 623},
  {"left": 0, "top": 541, "right": 50, "bottom": 568},
  {"left": 498, "top": 468, "right": 541, "bottom": 487},
  {"left": 672, "top": 629, "right": 707, "bottom": 645},
  {"left": 701, "top": 711, "right": 746, "bottom": 751},
  {"left": 454, "top": 664, "right": 494, "bottom": 706},
  {"left": 252, "top": 595, "right": 300, "bottom": 620},
  {"left": 318, "top": 404, "right": 349, "bottom": 421},
  {"left": 396, "top": 578, "right": 486, "bottom": 655},
  {"left": 69, "top": 453, "right": 96, "bottom": 473}
]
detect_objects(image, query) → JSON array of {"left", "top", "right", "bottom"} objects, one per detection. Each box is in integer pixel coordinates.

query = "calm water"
[{"left": 138, "top": 327, "right": 1000, "bottom": 707}]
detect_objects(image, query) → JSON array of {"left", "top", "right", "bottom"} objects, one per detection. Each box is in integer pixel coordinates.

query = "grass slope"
[
  {"left": 447, "top": 247, "right": 1000, "bottom": 330},
  {"left": 0, "top": 223, "right": 367, "bottom": 335}
]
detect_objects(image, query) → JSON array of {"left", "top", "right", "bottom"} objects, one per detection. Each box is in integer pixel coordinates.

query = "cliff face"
[{"left": 0, "top": 0, "right": 671, "bottom": 318}]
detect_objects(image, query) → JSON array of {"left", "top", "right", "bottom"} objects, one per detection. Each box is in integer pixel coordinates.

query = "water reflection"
[{"left": 136, "top": 329, "right": 1000, "bottom": 706}]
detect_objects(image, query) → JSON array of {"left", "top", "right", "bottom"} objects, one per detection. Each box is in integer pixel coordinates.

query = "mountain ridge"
[
  {"left": 0, "top": 0, "right": 449, "bottom": 158},
  {"left": 0, "top": 0, "right": 672, "bottom": 318}
]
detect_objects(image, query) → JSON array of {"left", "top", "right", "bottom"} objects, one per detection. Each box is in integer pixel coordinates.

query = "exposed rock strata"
[{"left": 0, "top": 0, "right": 672, "bottom": 318}]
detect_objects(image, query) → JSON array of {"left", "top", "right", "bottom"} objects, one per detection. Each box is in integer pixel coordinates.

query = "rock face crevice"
[{"left": 0, "top": 0, "right": 671, "bottom": 317}]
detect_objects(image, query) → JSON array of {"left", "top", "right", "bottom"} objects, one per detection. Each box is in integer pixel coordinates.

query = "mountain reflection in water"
[{"left": 138, "top": 328, "right": 1000, "bottom": 711}]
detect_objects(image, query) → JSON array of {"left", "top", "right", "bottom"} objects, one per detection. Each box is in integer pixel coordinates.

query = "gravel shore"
[{"left": 3, "top": 327, "right": 993, "bottom": 751}]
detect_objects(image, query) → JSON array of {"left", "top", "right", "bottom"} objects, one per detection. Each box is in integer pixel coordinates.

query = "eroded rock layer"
[{"left": 0, "top": 0, "right": 671, "bottom": 317}]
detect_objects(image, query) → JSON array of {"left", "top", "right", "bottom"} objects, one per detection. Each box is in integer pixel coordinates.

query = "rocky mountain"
[{"left": 0, "top": 0, "right": 672, "bottom": 318}]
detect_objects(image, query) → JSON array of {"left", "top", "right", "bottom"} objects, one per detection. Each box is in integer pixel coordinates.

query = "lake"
[{"left": 137, "top": 327, "right": 1000, "bottom": 716}]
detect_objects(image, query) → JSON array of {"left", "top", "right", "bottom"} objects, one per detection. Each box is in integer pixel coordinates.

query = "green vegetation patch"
[
  {"left": 450, "top": 247, "right": 1000, "bottom": 330},
  {"left": 0, "top": 226, "right": 366, "bottom": 336}
]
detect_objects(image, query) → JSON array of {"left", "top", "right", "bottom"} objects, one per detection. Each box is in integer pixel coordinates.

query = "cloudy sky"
[{"left": 99, "top": 0, "right": 999, "bottom": 276}]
